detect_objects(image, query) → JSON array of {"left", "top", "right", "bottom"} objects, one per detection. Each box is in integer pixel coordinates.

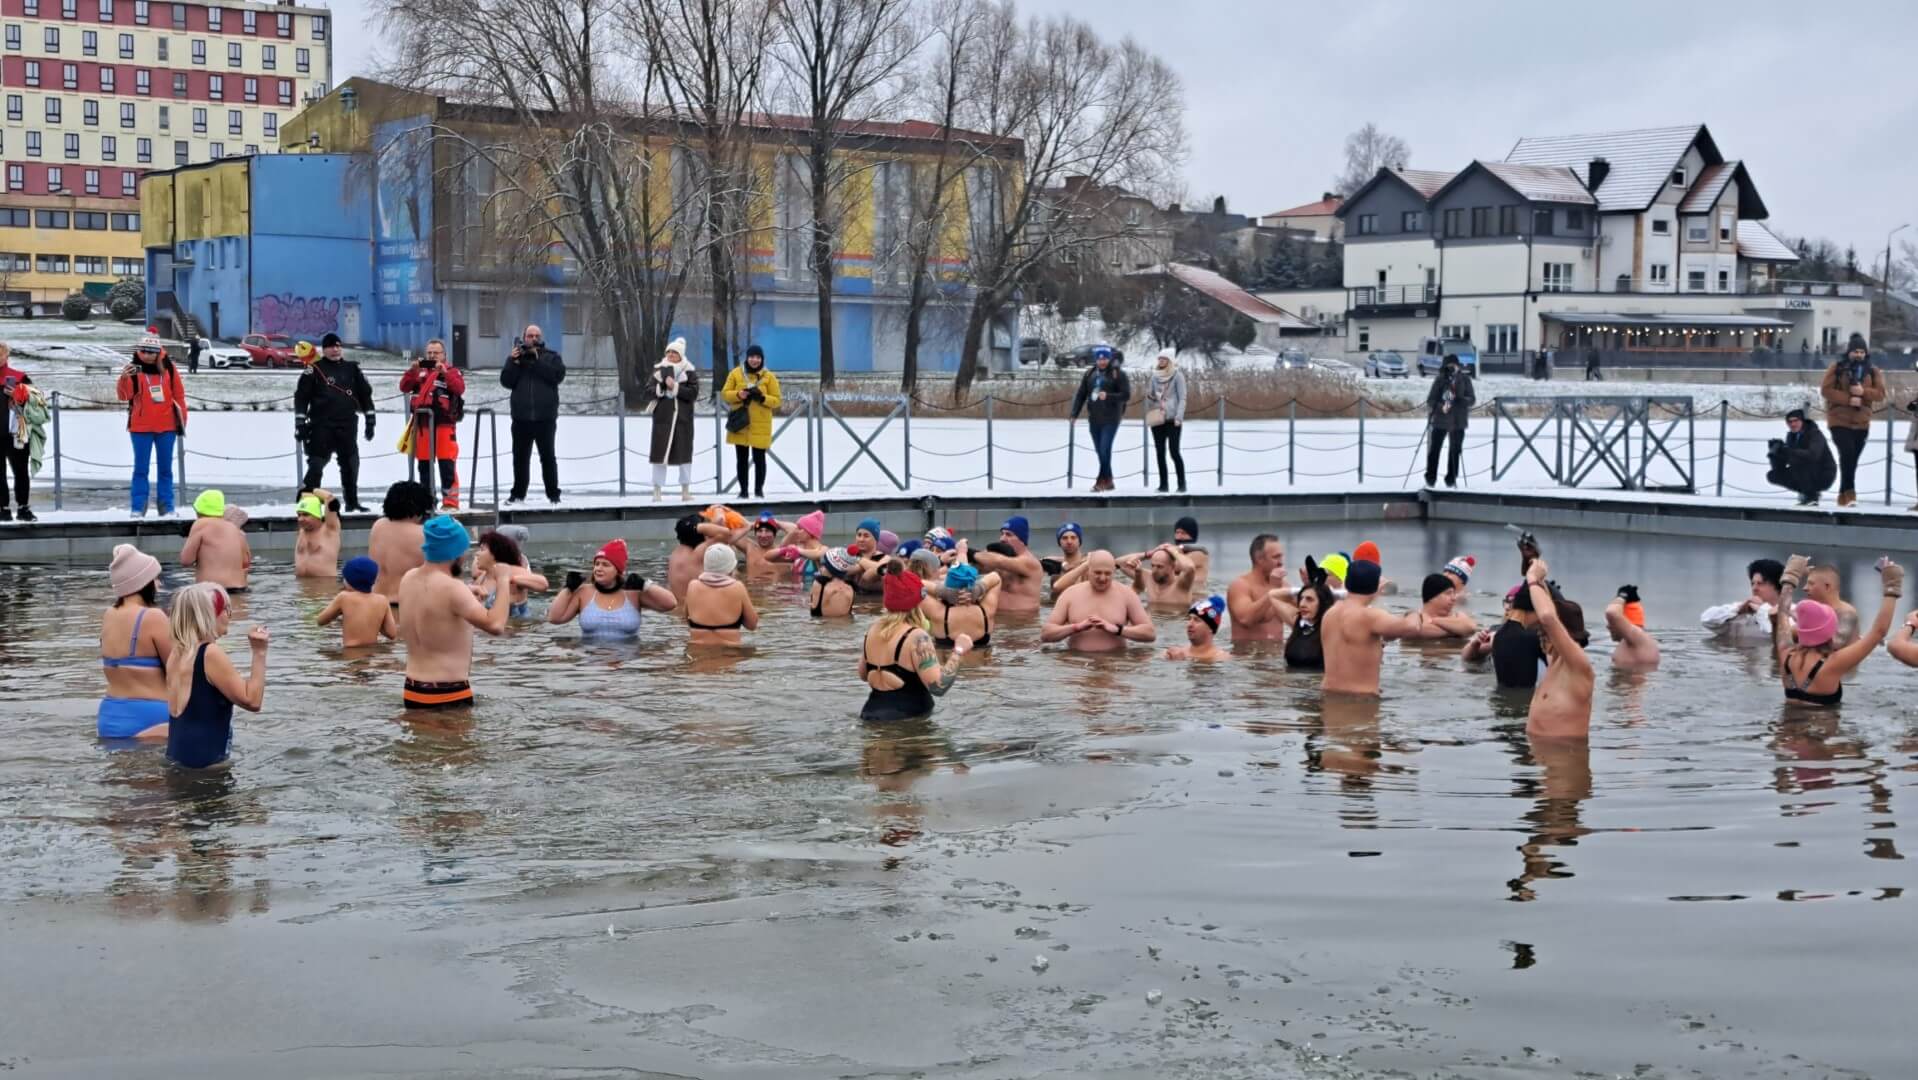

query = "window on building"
[
  {"left": 277, "top": 79, "right": 292, "bottom": 105},
  {"left": 4, "top": 166, "right": 21, "bottom": 191},
  {"left": 261, "top": 112, "right": 276, "bottom": 137},
  {"left": 172, "top": 72, "right": 186, "bottom": 97},
  {"left": 209, "top": 140, "right": 222, "bottom": 157},
  {"left": 1542, "top": 262, "right": 1573, "bottom": 292},
  {"left": 37, "top": 255, "right": 70, "bottom": 273},
  {"left": 157, "top": 104, "right": 168, "bottom": 128},
  {"left": 120, "top": 171, "right": 132, "bottom": 195},
  {"left": 1356, "top": 327, "right": 1369, "bottom": 352},
  {"left": 1355, "top": 213, "right": 1377, "bottom": 236},
  {"left": 1717, "top": 268, "right": 1730, "bottom": 292},
  {"left": 135, "top": 137, "right": 150, "bottom": 162},
  {"left": 4, "top": 25, "right": 17, "bottom": 50},
  {"left": 276, "top": 11, "right": 290, "bottom": 37},
  {"left": 1439, "top": 324, "right": 1471, "bottom": 342},
  {"left": 23, "top": 60, "right": 38, "bottom": 86},
  {"left": 98, "top": 0, "right": 112, "bottom": 16},
  {"left": 1442, "top": 208, "right": 1464, "bottom": 237},
  {"left": 261, "top": 44, "right": 274, "bottom": 70},
  {"left": 1686, "top": 268, "right": 1706, "bottom": 291},
  {"left": 1685, "top": 219, "right": 1708, "bottom": 243},
  {"left": 241, "top": 9, "right": 255, "bottom": 32},
  {"left": 191, "top": 107, "right": 205, "bottom": 133},
  {"left": 0, "top": 210, "right": 26, "bottom": 227},
  {"left": 119, "top": 101, "right": 133, "bottom": 127},
  {"left": 1470, "top": 206, "right": 1490, "bottom": 237},
  {"left": 112, "top": 257, "right": 140, "bottom": 274},
  {"left": 82, "top": 99, "right": 97, "bottom": 126},
  {"left": 1486, "top": 324, "right": 1519, "bottom": 353},
  {"left": 208, "top": 74, "right": 223, "bottom": 100},
  {"left": 135, "top": 68, "right": 149, "bottom": 94},
  {"left": 227, "top": 109, "right": 240, "bottom": 134},
  {"left": 155, "top": 36, "right": 166, "bottom": 59},
  {"left": 312, "top": 14, "right": 326, "bottom": 40},
  {"left": 35, "top": 210, "right": 67, "bottom": 228},
  {"left": 1718, "top": 210, "right": 1733, "bottom": 243},
  {"left": 61, "top": 0, "right": 75, "bottom": 17},
  {"left": 1670, "top": 168, "right": 1686, "bottom": 187},
  {"left": 1400, "top": 210, "right": 1424, "bottom": 232},
  {"left": 74, "top": 210, "right": 105, "bottom": 229},
  {"left": 82, "top": 29, "right": 95, "bottom": 55},
  {"left": 169, "top": 3, "right": 183, "bottom": 27},
  {"left": 562, "top": 298, "right": 582, "bottom": 336},
  {"left": 228, "top": 41, "right": 241, "bottom": 67},
  {"left": 4, "top": 96, "right": 17, "bottom": 122},
  {"left": 64, "top": 133, "right": 79, "bottom": 159},
  {"left": 295, "top": 47, "right": 309, "bottom": 73},
  {"left": 22, "top": 0, "right": 35, "bottom": 15},
  {"left": 44, "top": 26, "right": 59, "bottom": 52},
  {"left": 62, "top": 62, "right": 77, "bottom": 89},
  {"left": 1648, "top": 263, "right": 1669, "bottom": 284},
  {"left": 1498, "top": 205, "right": 1518, "bottom": 235},
  {"left": 242, "top": 75, "right": 256, "bottom": 102},
  {"left": 99, "top": 135, "right": 114, "bottom": 160},
  {"left": 75, "top": 254, "right": 102, "bottom": 273},
  {"left": 24, "top": 132, "right": 39, "bottom": 157},
  {"left": 478, "top": 292, "right": 500, "bottom": 337},
  {"left": 118, "top": 32, "right": 133, "bottom": 58},
  {"left": 1651, "top": 218, "right": 1669, "bottom": 235},
  {"left": 44, "top": 98, "right": 61, "bottom": 123},
  {"left": 1533, "top": 208, "right": 1554, "bottom": 236},
  {"left": 191, "top": 39, "right": 205, "bottom": 65},
  {"left": 206, "top": 5, "right": 220, "bottom": 29},
  {"left": 174, "top": 139, "right": 187, "bottom": 165},
  {"left": 98, "top": 66, "right": 114, "bottom": 91},
  {"left": 1566, "top": 208, "right": 1586, "bottom": 231}
]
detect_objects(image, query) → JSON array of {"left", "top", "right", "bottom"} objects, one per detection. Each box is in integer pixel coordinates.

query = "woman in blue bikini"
[{"left": 98, "top": 543, "right": 172, "bottom": 740}]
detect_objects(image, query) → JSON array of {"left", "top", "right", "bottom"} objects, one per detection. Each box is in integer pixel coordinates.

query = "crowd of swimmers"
[{"left": 93, "top": 478, "right": 1918, "bottom": 770}]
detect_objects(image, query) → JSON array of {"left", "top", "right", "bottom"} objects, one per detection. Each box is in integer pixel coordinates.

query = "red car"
[{"left": 239, "top": 333, "right": 296, "bottom": 367}]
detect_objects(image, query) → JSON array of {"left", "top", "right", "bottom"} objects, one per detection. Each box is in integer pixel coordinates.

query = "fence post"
[
  {"left": 985, "top": 392, "right": 995, "bottom": 491},
  {"left": 294, "top": 428, "right": 304, "bottom": 495},
  {"left": 903, "top": 393, "right": 912, "bottom": 491},
  {"left": 422, "top": 411, "right": 437, "bottom": 506},
  {"left": 1215, "top": 395, "right": 1224, "bottom": 488},
  {"left": 1140, "top": 396, "right": 1149, "bottom": 490},
  {"left": 1356, "top": 398, "right": 1366, "bottom": 482},
  {"left": 176, "top": 432, "right": 186, "bottom": 500},
  {"left": 1555, "top": 404, "right": 1565, "bottom": 485},
  {"left": 1287, "top": 400, "right": 1295, "bottom": 484},
  {"left": 1491, "top": 402, "right": 1499, "bottom": 482},
  {"left": 1066, "top": 421, "right": 1075, "bottom": 489},
  {"left": 1716, "top": 401, "right": 1727, "bottom": 498},
  {"left": 489, "top": 411, "right": 501, "bottom": 526},
  {"left": 50, "top": 390, "right": 62, "bottom": 510},
  {"left": 1686, "top": 402, "right": 1695, "bottom": 495},
  {"left": 1885, "top": 406, "right": 1894, "bottom": 506},
  {"left": 713, "top": 402, "right": 722, "bottom": 494},
  {"left": 616, "top": 388, "right": 627, "bottom": 497}
]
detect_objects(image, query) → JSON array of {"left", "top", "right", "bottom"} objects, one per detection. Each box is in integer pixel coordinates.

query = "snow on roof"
[
  {"left": 1505, "top": 124, "right": 1705, "bottom": 212},
  {"left": 1137, "top": 263, "right": 1316, "bottom": 329},
  {"left": 1266, "top": 196, "right": 1342, "bottom": 218},
  {"left": 1679, "top": 161, "right": 1738, "bottom": 214},
  {"left": 1736, "top": 220, "right": 1799, "bottom": 263},
  {"left": 1480, "top": 162, "right": 1598, "bottom": 205},
  {"left": 1390, "top": 168, "right": 1457, "bottom": 199}
]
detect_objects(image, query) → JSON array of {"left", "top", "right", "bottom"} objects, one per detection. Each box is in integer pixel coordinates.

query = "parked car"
[
  {"left": 1275, "top": 347, "right": 1313, "bottom": 370},
  {"left": 201, "top": 338, "right": 255, "bottom": 369},
  {"left": 1057, "top": 344, "right": 1124, "bottom": 368},
  {"left": 1364, "top": 351, "right": 1408, "bottom": 378},
  {"left": 239, "top": 333, "right": 295, "bottom": 368},
  {"left": 1416, "top": 336, "right": 1478, "bottom": 376},
  {"left": 1018, "top": 337, "right": 1050, "bottom": 366}
]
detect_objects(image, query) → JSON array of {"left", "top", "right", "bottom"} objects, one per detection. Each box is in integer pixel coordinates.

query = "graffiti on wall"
[{"left": 254, "top": 294, "right": 344, "bottom": 338}]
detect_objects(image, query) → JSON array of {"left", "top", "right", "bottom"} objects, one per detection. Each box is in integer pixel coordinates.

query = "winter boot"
[
  {"left": 1838, "top": 490, "right": 1856, "bottom": 508},
  {"left": 15, "top": 504, "right": 34, "bottom": 522}
]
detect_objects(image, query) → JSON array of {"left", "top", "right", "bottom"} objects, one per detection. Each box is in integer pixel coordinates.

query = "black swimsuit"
[
  {"left": 1284, "top": 620, "right": 1324, "bottom": 670},
  {"left": 861, "top": 629, "right": 935, "bottom": 722},
  {"left": 688, "top": 614, "right": 747, "bottom": 631},
  {"left": 932, "top": 603, "right": 991, "bottom": 650},
  {"left": 1783, "top": 653, "right": 1843, "bottom": 706}
]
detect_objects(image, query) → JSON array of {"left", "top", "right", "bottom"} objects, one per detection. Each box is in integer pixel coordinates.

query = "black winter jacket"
[
  {"left": 499, "top": 346, "right": 566, "bottom": 423},
  {"left": 294, "top": 358, "right": 375, "bottom": 430},
  {"left": 1070, "top": 365, "right": 1131, "bottom": 427}
]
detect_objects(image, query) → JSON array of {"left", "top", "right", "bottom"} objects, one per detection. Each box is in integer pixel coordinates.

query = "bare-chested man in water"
[
  {"left": 369, "top": 480, "right": 434, "bottom": 603},
  {"left": 1320, "top": 558, "right": 1422, "bottom": 695},
  {"left": 1403, "top": 573, "right": 1479, "bottom": 640},
  {"left": 292, "top": 488, "right": 341, "bottom": 579},
  {"left": 1118, "top": 543, "right": 1198, "bottom": 610},
  {"left": 1227, "top": 534, "right": 1293, "bottom": 643},
  {"left": 1042, "top": 550, "right": 1156, "bottom": 652},
  {"left": 180, "top": 489, "right": 251, "bottom": 591},
  {"left": 1523, "top": 559, "right": 1594, "bottom": 738},
  {"left": 1603, "top": 584, "right": 1660, "bottom": 671},
  {"left": 397, "top": 515, "right": 512, "bottom": 710},
  {"left": 973, "top": 515, "right": 1046, "bottom": 614}
]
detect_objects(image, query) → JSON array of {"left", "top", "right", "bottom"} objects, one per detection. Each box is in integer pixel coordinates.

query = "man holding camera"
[
  {"left": 400, "top": 339, "right": 465, "bottom": 510},
  {"left": 1765, "top": 408, "right": 1836, "bottom": 506},
  {"left": 1423, "top": 355, "right": 1475, "bottom": 488},
  {"left": 295, "top": 332, "right": 377, "bottom": 512},
  {"left": 500, "top": 323, "right": 566, "bottom": 505}
]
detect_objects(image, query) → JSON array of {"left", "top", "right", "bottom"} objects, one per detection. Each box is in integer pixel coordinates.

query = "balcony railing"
[
  {"left": 1595, "top": 276, "right": 1869, "bottom": 298},
  {"left": 1350, "top": 284, "right": 1437, "bottom": 309}
]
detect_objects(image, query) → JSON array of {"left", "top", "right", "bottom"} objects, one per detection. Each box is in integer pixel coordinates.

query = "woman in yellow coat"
[{"left": 722, "top": 344, "right": 782, "bottom": 498}]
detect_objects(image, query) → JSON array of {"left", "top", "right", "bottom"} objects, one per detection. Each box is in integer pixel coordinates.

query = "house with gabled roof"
[{"left": 1327, "top": 123, "right": 1869, "bottom": 365}]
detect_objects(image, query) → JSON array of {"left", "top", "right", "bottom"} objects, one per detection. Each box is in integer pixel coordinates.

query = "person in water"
[
  {"left": 1227, "top": 534, "right": 1293, "bottom": 643},
  {"left": 1771, "top": 553, "right": 1900, "bottom": 708},
  {"left": 1802, "top": 564, "right": 1860, "bottom": 648},
  {"left": 370, "top": 480, "right": 434, "bottom": 603},
  {"left": 1165, "top": 595, "right": 1229, "bottom": 661},
  {"left": 165, "top": 582, "right": 268, "bottom": 770},
  {"left": 471, "top": 529, "right": 548, "bottom": 618},
  {"left": 859, "top": 565, "right": 967, "bottom": 722},
  {"left": 317, "top": 555, "right": 398, "bottom": 647},
  {"left": 1042, "top": 550, "right": 1155, "bottom": 652},
  {"left": 1700, "top": 558, "right": 1784, "bottom": 645},
  {"left": 1521, "top": 560, "right": 1594, "bottom": 739},
  {"left": 1886, "top": 610, "right": 1918, "bottom": 668},
  {"left": 810, "top": 546, "right": 859, "bottom": 618},
  {"left": 1403, "top": 573, "right": 1479, "bottom": 640},
  {"left": 685, "top": 544, "right": 758, "bottom": 644},
  {"left": 973, "top": 516, "right": 1046, "bottom": 613},
  {"left": 1171, "top": 515, "right": 1209, "bottom": 588},
  {"left": 548, "top": 538, "right": 675, "bottom": 637},
  {"left": 919, "top": 555, "right": 1000, "bottom": 652},
  {"left": 1040, "top": 522, "right": 1086, "bottom": 595},
  {"left": 98, "top": 543, "right": 172, "bottom": 740},
  {"left": 180, "top": 489, "right": 251, "bottom": 591},
  {"left": 668, "top": 513, "right": 726, "bottom": 600},
  {"left": 1118, "top": 542, "right": 1199, "bottom": 609},
  {"left": 736, "top": 511, "right": 799, "bottom": 579},
  {"left": 397, "top": 516, "right": 514, "bottom": 709},
  {"left": 292, "top": 489, "right": 342, "bottom": 579},
  {"left": 1284, "top": 559, "right": 1338, "bottom": 670},
  {"left": 1604, "top": 585, "right": 1660, "bottom": 671},
  {"left": 1320, "top": 559, "right": 1421, "bottom": 696}
]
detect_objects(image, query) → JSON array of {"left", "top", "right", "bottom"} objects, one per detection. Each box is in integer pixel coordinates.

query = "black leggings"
[
  {"left": 1151, "top": 422, "right": 1185, "bottom": 490},
  {"left": 734, "top": 444, "right": 767, "bottom": 497},
  {"left": 1831, "top": 427, "right": 1868, "bottom": 494},
  {"left": 2, "top": 441, "right": 29, "bottom": 508}
]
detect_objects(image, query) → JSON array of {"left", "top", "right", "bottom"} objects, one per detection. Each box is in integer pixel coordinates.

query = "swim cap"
[
  {"left": 856, "top": 517, "right": 882, "bottom": 539},
  {"left": 924, "top": 526, "right": 956, "bottom": 552},
  {"left": 193, "top": 489, "right": 226, "bottom": 518},
  {"left": 878, "top": 530, "right": 900, "bottom": 555},
  {"left": 1354, "top": 540, "right": 1381, "bottom": 565},
  {"left": 420, "top": 514, "right": 471, "bottom": 563},
  {"left": 704, "top": 543, "right": 738, "bottom": 576},
  {"left": 1000, "top": 516, "right": 1030, "bottom": 545},
  {"left": 1443, "top": 556, "right": 1475, "bottom": 585},
  {"left": 1189, "top": 594, "right": 1225, "bottom": 631},
  {"left": 1320, "top": 553, "right": 1349, "bottom": 582},
  {"left": 1793, "top": 600, "right": 1837, "bottom": 647},
  {"left": 595, "top": 538, "right": 628, "bottom": 575},
  {"left": 341, "top": 555, "right": 378, "bottom": 593},
  {"left": 674, "top": 513, "right": 703, "bottom": 547},
  {"left": 883, "top": 569, "right": 925, "bottom": 613},
  {"left": 1345, "top": 559, "right": 1382, "bottom": 596},
  {"left": 823, "top": 546, "right": 858, "bottom": 576},
  {"left": 908, "top": 547, "right": 942, "bottom": 575},
  {"left": 795, "top": 510, "right": 826, "bottom": 540},
  {"left": 1174, "top": 516, "right": 1199, "bottom": 542},
  {"left": 945, "top": 563, "right": 980, "bottom": 591},
  {"left": 109, "top": 543, "right": 161, "bottom": 597},
  {"left": 1057, "top": 522, "right": 1083, "bottom": 543}
]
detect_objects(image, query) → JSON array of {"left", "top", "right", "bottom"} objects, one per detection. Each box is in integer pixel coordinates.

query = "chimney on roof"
[
  {"left": 1062, "top": 175, "right": 1089, "bottom": 193},
  {"left": 1168, "top": 203, "right": 1182, "bottom": 215},
  {"left": 1586, "top": 157, "right": 1610, "bottom": 193},
  {"left": 1212, "top": 195, "right": 1227, "bottom": 215},
  {"left": 1323, "top": 192, "right": 1338, "bottom": 202}
]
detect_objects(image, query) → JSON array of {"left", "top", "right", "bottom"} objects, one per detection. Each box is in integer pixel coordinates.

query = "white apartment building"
[{"left": 1333, "top": 124, "right": 1871, "bottom": 364}]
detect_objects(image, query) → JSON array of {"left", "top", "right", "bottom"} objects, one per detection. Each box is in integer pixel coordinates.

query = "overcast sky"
[{"left": 326, "top": 0, "right": 1917, "bottom": 266}]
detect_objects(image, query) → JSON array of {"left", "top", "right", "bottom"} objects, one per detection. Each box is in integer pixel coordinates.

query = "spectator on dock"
[
  {"left": 1, "top": 344, "right": 42, "bottom": 521},
  {"left": 400, "top": 340, "right": 465, "bottom": 511},
  {"left": 501, "top": 324, "right": 565, "bottom": 506},
  {"left": 648, "top": 338, "right": 698, "bottom": 502},
  {"left": 1819, "top": 333, "right": 1884, "bottom": 508},
  {"left": 1423, "top": 355, "right": 1475, "bottom": 488},
  {"left": 295, "top": 333, "right": 377, "bottom": 513},
  {"left": 1069, "top": 344, "right": 1129, "bottom": 492},
  {"left": 1764, "top": 409, "right": 1836, "bottom": 506},
  {"left": 116, "top": 336, "right": 187, "bottom": 519},
  {"left": 723, "top": 344, "right": 781, "bottom": 500},
  {"left": 1144, "top": 348, "right": 1186, "bottom": 493}
]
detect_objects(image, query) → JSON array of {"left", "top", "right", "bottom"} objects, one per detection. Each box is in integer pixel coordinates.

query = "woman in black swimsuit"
[
  {"left": 686, "top": 543, "right": 757, "bottom": 644},
  {"left": 1771, "top": 554, "right": 1900, "bottom": 707},
  {"left": 1284, "top": 560, "right": 1338, "bottom": 671},
  {"left": 810, "top": 546, "right": 858, "bottom": 618},
  {"left": 860, "top": 566, "right": 967, "bottom": 722},
  {"left": 919, "top": 563, "right": 999, "bottom": 651}
]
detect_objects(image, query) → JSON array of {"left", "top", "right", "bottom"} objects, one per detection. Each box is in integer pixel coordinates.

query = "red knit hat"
[
  {"left": 883, "top": 569, "right": 924, "bottom": 613},
  {"left": 595, "top": 539, "right": 628, "bottom": 575}
]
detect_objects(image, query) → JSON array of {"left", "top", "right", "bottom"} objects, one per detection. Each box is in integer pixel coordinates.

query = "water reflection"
[
  {"left": 99, "top": 755, "right": 272, "bottom": 922},
  {"left": 1508, "top": 734, "right": 1594, "bottom": 903}
]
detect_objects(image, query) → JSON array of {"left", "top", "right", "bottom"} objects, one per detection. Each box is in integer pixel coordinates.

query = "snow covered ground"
[{"left": 18, "top": 405, "right": 1918, "bottom": 522}]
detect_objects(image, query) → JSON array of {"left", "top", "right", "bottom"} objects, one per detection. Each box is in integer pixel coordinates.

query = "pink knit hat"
[
  {"left": 109, "top": 543, "right": 161, "bottom": 597},
  {"left": 795, "top": 509, "right": 825, "bottom": 540},
  {"left": 1793, "top": 600, "right": 1837, "bottom": 647}
]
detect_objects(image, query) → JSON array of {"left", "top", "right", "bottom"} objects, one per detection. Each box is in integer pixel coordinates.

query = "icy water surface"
[{"left": 1, "top": 520, "right": 1914, "bottom": 1078}]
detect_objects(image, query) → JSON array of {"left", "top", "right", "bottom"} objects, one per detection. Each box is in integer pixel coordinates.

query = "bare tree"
[
  {"left": 769, "top": 0, "right": 919, "bottom": 386},
  {"left": 375, "top": 0, "right": 709, "bottom": 400},
  {"left": 947, "top": 10, "right": 1186, "bottom": 394},
  {"left": 1332, "top": 122, "right": 1410, "bottom": 197}
]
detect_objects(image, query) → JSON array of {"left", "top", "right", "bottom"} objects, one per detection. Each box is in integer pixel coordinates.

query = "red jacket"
[
  {"left": 400, "top": 363, "right": 465, "bottom": 421},
  {"left": 116, "top": 360, "right": 188, "bottom": 434}
]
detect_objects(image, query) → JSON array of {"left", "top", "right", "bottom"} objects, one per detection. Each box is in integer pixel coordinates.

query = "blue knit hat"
[
  {"left": 421, "top": 515, "right": 471, "bottom": 563},
  {"left": 341, "top": 555, "right": 378, "bottom": 593},
  {"left": 1000, "top": 515, "right": 1030, "bottom": 545}
]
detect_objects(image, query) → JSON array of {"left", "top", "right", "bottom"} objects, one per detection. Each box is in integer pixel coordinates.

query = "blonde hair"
[
  {"left": 170, "top": 582, "right": 229, "bottom": 656},
  {"left": 872, "top": 609, "right": 928, "bottom": 641}
]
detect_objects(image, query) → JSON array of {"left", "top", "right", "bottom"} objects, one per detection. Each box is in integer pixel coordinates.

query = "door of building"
[
  {"left": 340, "top": 301, "right": 362, "bottom": 345},
  {"left": 451, "top": 324, "right": 468, "bottom": 368},
  {"left": 209, "top": 302, "right": 220, "bottom": 339}
]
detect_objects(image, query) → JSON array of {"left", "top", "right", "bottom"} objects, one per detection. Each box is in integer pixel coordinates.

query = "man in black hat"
[
  {"left": 1765, "top": 408, "right": 1837, "bottom": 506},
  {"left": 294, "top": 331, "right": 377, "bottom": 511}
]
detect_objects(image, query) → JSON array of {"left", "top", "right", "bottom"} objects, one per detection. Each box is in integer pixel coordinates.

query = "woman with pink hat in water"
[
  {"left": 1772, "top": 553, "right": 1903, "bottom": 707},
  {"left": 97, "top": 543, "right": 172, "bottom": 739}
]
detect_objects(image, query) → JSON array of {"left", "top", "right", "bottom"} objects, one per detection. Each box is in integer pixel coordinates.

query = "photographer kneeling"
[{"left": 1766, "top": 408, "right": 1836, "bottom": 507}]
